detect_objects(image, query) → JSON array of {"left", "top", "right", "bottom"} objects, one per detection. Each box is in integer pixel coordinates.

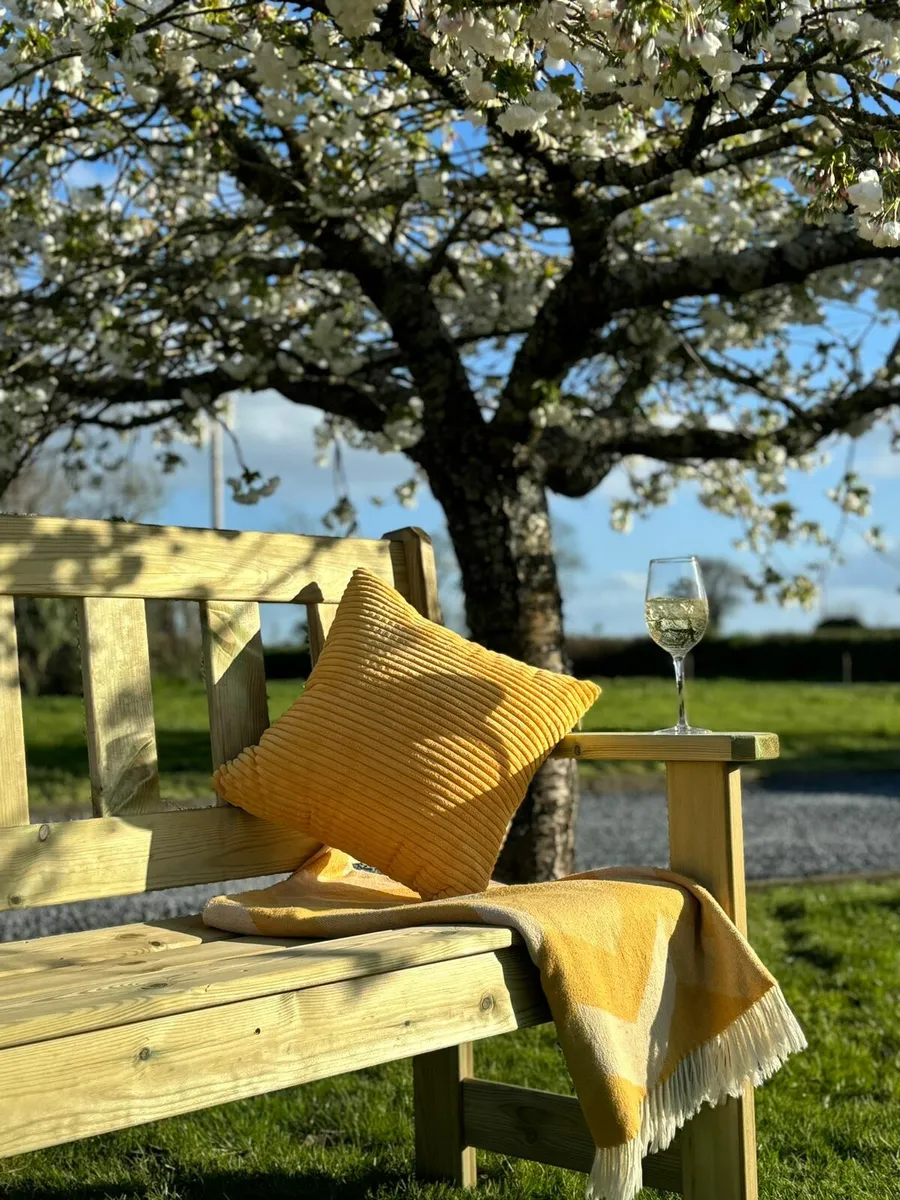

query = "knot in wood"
[
  {"left": 480, "top": 994, "right": 494, "bottom": 1012},
  {"left": 138, "top": 1046, "right": 152, "bottom": 1061}
]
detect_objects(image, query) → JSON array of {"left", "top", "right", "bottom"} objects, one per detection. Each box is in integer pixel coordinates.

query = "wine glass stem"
[{"left": 673, "top": 655, "right": 689, "bottom": 733}]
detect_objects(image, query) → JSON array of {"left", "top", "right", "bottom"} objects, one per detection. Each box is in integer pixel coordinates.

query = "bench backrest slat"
[
  {"left": 200, "top": 600, "right": 270, "bottom": 774},
  {"left": 0, "top": 809, "right": 320, "bottom": 910},
  {"left": 0, "top": 515, "right": 439, "bottom": 909},
  {"left": 77, "top": 597, "right": 162, "bottom": 817},
  {"left": 305, "top": 602, "right": 336, "bottom": 667},
  {"left": 0, "top": 595, "right": 29, "bottom": 827},
  {"left": 0, "top": 515, "right": 407, "bottom": 601},
  {"left": 383, "top": 528, "right": 442, "bottom": 623}
]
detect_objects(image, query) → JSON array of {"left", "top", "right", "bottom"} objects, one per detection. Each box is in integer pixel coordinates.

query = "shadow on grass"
[
  {"left": 23, "top": 738, "right": 90, "bottom": 778},
  {"left": 0, "top": 1166, "right": 412, "bottom": 1200},
  {"left": 25, "top": 729, "right": 216, "bottom": 781}
]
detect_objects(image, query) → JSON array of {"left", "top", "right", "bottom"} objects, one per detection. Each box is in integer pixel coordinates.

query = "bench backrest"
[{"left": 0, "top": 515, "right": 440, "bottom": 911}]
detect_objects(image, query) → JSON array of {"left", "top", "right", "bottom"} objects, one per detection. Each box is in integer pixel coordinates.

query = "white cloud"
[
  {"left": 64, "top": 160, "right": 109, "bottom": 190},
  {"left": 596, "top": 457, "right": 655, "bottom": 501},
  {"left": 237, "top": 393, "right": 412, "bottom": 491},
  {"left": 609, "top": 569, "right": 646, "bottom": 591},
  {"left": 853, "top": 423, "right": 900, "bottom": 479},
  {"left": 132, "top": 389, "right": 415, "bottom": 522},
  {"left": 820, "top": 583, "right": 900, "bottom": 627},
  {"left": 829, "top": 547, "right": 900, "bottom": 589},
  {"left": 862, "top": 445, "right": 900, "bottom": 478}
]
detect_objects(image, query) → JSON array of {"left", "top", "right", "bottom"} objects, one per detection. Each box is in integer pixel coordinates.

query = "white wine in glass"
[{"left": 645, "top": 557, "right": 710, "bottom": 734}]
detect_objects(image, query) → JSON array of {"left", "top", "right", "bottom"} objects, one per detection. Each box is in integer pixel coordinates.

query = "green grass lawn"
[
  {"left": 22, "top": 677, "right": 900, "bottom": 816},
  {"left": 21, "top": 678, "right": 312, "bottom": 816},
  {"left": 580, "top": 677, "right": 900, "bottom": 786},
  {"left": 1, "top": 879, "right": 897, "bottom": 1199}
]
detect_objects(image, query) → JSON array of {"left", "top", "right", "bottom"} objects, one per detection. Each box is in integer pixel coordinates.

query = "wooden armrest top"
[{"left": 552, "top": 731, "right": 779, "bottom": 763}]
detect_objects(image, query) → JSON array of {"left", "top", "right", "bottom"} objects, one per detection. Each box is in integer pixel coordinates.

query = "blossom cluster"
[
  {"left": 321, "top": 0, "right": 900, "bottom": 245},
  {"left": 0, "top": 0, "right": 895, "bottom": 586}
]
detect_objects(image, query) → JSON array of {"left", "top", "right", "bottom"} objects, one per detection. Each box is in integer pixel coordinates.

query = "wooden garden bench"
[{"left": 0, "top": 514, "right": 778, "bottom": 1199}]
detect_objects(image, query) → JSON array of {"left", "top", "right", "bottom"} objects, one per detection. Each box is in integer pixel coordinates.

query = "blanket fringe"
[{"left": 586, "top": 984, "right": 807, "bottom": 1200}]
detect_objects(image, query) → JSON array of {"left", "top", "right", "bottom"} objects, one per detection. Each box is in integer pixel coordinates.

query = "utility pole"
[{"left": 210, "top": 416, "right": 224, "bottom": 530}]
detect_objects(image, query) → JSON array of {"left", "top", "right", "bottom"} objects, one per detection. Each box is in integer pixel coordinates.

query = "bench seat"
[{"left": 0, "top": 916, "right": 547, "bottom": 1158}]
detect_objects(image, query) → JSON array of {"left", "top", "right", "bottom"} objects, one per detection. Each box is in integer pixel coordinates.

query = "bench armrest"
[
  {"left": 552, "top": 725, "right": 769, "bottom": 1183},
  {"left": 552, "top": 731, "right": 779, "bottom": 763}
]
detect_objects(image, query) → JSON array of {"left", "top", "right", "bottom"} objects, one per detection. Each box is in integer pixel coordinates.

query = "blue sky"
[{"left": 129, "top": 389, "right": 900, "bottom": 644}]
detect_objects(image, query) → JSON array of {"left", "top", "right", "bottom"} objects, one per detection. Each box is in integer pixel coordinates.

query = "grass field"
[
  {"left": 1, "top": 879, "right": 897, "bottom": 1200},
  {"left": 21, "top": 677, "right": 900, "bottom": 816},
  {"left": 580, "top": 677, "right": 900, "bottom": 784}
]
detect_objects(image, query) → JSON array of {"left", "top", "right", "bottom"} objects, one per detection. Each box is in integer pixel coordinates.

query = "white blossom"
[
  {"left": 464, "top": 67, "right": 495, "bottom": 104},
  {"left": 497, "top": 104, "right": 543, "bottom": 135},
  {"left": 847, "top": 170, "right": 883, "bottom": 214},
  {"left": 416, "top": 172, "right": 447, "bottom": 206},
  {"left": 680, "top": 28, "right": 722, "bottom": 59},
  {"left": 327, "top": 0, "right": 381, "bottom": 38}
]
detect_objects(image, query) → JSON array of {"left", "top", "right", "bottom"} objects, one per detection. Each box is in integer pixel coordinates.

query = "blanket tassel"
[{"left": 586, "top": 984, "right": 807, "bottom": 1200}]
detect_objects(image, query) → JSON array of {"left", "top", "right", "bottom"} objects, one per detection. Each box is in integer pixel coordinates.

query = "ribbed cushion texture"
[{"left": 213, "top": 568, "right": 600, "bottom": 900}]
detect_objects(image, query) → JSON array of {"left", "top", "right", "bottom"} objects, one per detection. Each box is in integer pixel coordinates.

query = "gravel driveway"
[
  {"left": 575, "top": 772, "right": 900, "bottom": 878},
  {"left": 2, "top": 774, "right": 898, "bottom": 941}
]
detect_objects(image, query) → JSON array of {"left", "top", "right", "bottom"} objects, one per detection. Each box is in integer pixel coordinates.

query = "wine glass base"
[{"left": 652, "top": 726, "right": 712, "bottom": 735}]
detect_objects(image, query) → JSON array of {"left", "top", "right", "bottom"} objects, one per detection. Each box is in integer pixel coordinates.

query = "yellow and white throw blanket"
[{"left": 204, "top": 847, "right": 806, "bottom": 1200}]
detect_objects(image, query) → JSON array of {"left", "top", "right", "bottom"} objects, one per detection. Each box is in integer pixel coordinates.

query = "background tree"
[
  {"left": 2, "top": 2, "right": 900, "bottom": 879},
  {"left": 434, "top": 516, "right": 585, "bottom": 632},
  {"left": 815, "top": 613, "right": 866, "bottom": 630},
  {"left": 697, "top": 558, "right": 748, "bottom": 636}
]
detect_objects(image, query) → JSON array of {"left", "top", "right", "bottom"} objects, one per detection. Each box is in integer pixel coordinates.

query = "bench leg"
[
  {"left": 667, "top": 760, "right": 759, "bottom": 1200},
  {"left": 680, "top": 1090, "right": 758, "bottom": 1200},
  {"left": 413, "top": 1043, "right": 477, "bottom": 1187}
]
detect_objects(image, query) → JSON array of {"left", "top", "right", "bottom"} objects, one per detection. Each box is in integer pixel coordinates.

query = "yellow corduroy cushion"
[{"left": 213, "top": 568, "right": 600, "bottom": 899}]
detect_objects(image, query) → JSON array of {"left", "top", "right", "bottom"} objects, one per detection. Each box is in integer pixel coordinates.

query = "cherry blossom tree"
[{"left": 2, "top": 0, "right": 900, "bottom": 880}]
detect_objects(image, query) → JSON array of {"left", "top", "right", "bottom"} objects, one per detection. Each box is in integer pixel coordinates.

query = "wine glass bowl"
[{"left": 645, "top": 557, "right": 710, "bottom": 734}]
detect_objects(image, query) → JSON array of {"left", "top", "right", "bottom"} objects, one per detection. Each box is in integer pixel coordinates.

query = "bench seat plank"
[
  {"left": 0, "top": 944, "right": 547, "bottom": 1158},
  {"left": 0, "top": 929, "right": 301, "bottom": 1011},
  {"left": 0, "top": 916, "right": 235, "bottom": 977},
  {"left": 0, "top": 923, "right": 518, "bottom": 1050}
]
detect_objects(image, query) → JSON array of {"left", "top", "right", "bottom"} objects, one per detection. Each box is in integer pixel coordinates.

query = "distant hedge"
[
  {"left": 265, "top": 646, "right": 313, "bottom": 679},
  {"left": 263, "top": 630, "right": 900, "bottom": 683},
  {"left": 566, "top": 631, "right": 900, "bottom": 682}
]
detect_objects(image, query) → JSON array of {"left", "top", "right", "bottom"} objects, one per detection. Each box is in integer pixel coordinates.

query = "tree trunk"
[{"left": 424, "top": 459, "right": 580, "bottom": 884}]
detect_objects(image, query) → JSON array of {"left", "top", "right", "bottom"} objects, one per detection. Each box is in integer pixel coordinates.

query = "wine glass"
[{"left": 645, "top": 557, "right": 710, "bottom": 734}]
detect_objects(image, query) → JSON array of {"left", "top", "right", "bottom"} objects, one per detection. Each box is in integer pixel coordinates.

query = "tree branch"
[
  {"left": 155, "top": 74, "right": 486, "bottom": 445},
  {"left": 35, "top": 359, "right": 399, "bottom": 440},
  {"left": 499, "top": 225, "right": 900, "bottom": 433},
  {"left": 603, "top": 127, "right": 814, "bottom": 217},
  {"left": 540, "top": 376, "right": 900, "bottom": 498}
]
